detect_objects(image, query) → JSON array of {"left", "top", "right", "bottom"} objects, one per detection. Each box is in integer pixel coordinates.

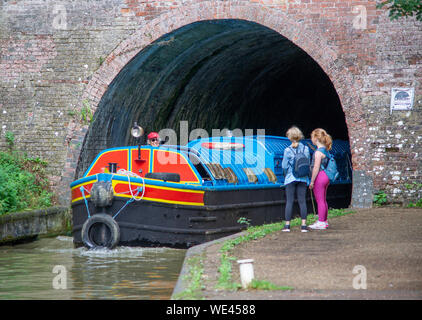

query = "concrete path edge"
[{"left": 171, "top": 231, "right": 247, "bottom": 299}]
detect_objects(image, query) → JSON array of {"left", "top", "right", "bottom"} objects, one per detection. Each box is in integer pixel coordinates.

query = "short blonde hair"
[{"left": 286, "top": 126, "right": 304, "bottom": 148}]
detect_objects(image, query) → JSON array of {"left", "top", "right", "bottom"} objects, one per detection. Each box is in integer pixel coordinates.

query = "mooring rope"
[
  {"left": 79, "top": 170, "right": 146, "bottom": 220},
  {"left": 112, "top": 170, "right": 146, "bottom": 219},
  {"left": 112, "top": 187, "right": 142, "bottom": 219},
  {"left": 80, "top": 186, "right": 91, "bottom": 218}
]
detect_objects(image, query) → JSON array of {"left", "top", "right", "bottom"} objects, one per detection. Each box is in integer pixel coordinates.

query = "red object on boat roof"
[{"left": 201, "top": 142, "right": 245, "bottom": 150}]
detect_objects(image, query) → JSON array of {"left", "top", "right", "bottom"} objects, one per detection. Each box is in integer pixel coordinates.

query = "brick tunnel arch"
[{"left": 61, "top": 2, "right": 367, "bottom": 204}]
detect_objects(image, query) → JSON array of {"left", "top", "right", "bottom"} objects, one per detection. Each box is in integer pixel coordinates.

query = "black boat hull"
[{"left": 72, "top": 184, "right": 352, "bottom": 248}]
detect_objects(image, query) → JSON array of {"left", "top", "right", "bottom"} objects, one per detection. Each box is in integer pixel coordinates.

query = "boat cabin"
[{"left": 79, "top": 135, "right": 352, "bottom": 188}]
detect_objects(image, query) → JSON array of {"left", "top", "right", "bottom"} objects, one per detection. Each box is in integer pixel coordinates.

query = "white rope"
[
  {"left": 79, "top": 170, "right": 145, "bottom": 201},
  {"left": 116, "top": 169, "right": 145, "bottom": 201}
]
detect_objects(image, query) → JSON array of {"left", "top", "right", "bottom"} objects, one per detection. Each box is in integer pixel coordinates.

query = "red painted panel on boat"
[
  {"left": 87, "top": 149, "right": 129, "bottom": 176},
  {"left": 152, "top": 150, "right": 199, "bottom": 183},
  {"left": 114, "top": 182, "right": 204, "bottom": 205},
  {"left": 131, "top": 148, "right": 151, "bottom": 177},
  {"left": 71, "top": 182, "right": 94, "bottom": 201}
]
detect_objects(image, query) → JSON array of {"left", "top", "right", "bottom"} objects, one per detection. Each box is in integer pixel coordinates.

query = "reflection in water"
[{"left": 0, "top": 237, "right": 186, "bottom": 300}]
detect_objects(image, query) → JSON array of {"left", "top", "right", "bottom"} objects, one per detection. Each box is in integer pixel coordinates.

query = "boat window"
[
  {"left": 206, "top": 163, "right": 226, "bottom": 180},
  {"left": 187, "top": 153, "right": 211, "bottom": 180},
  {"left": 243, "top": 168, "right": 258, "bottom": 184},
  {"left": 264, "top": 168, "right": 277, "bottom": 183},
  {"left": 223, "top": 167, "right": 238, "bottom": 184},
  {"left": 152, "top": 149, "right": 200, "bottom": 183}
]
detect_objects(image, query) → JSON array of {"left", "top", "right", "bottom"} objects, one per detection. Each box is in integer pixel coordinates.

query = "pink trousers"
[{"left": 313, "top": 170, "right": 330, "bottom": 222}]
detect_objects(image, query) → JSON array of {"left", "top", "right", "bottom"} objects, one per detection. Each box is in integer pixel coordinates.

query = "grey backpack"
[{"left": 289, "top": 145, "right": 310, "bottom": 178}]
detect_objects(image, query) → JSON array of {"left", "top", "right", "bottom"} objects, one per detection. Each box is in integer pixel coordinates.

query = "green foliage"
[
  {"left": 97, "top": 56, "right": 105, "bottom": 67},
  {"left": 249, "top": 279, "right": 293, "bottom": 291},
  {"left": 173, "top": 254, "right": 206, "bottom": 300},
  {"left": 0, "top": 150, "right": 53, "bottom": 215},
  {"left": 377, "top": 0, "right": 422, "bottom": 21},
  {"left": 67, "top": 109, "right": 77, "bottom": 117},
  {"left": 404, "top": 182, "right": 422, "bottom": 207},
  {"left": 373, "top": 190, "right": 388, "bottom": 206},
  {"left": 80, "top": 99, "right": 93, "bottom": 125},
  {"left": 326, "top": 208, "right": 356, "bottom": 217},
  {"left": 5, "top": 131, "right": 14, "bottom": 150},
  {"left": 237, "top": 217, "right": 251, "bottom": 227},
  {"left": 67, "top": 100, "right": 93, "bottom": 123},
  {"left": 216, "top": 253, "right": 242, "bottom": 290},
  {"left": 407, "top": 198, "right": 422, "bottom": 208},
  {"left": 404, "top": 182, "right": 422, "bottom": 190}
]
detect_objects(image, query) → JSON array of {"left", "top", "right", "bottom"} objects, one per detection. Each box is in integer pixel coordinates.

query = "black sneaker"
[
  {"left": 282, "top": 225, "right": 291, "bottom": 232},
  {"left": 301, "top": 225, "right": 308, "bottom": 233}
]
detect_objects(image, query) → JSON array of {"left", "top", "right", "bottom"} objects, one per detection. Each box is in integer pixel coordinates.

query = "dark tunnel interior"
[{"left": 76, "top": 19, "right": 349, "bottom": 177}]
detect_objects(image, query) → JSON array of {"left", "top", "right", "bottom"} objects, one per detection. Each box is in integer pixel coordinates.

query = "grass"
[
  {"left": 80, "top": 99, "right": 93, "bottom": 124},
  {"left": 173, "top": 253, "right": 205, "bottom": 300},
  {"left": 248, "top": 279, "right": 293, "bottom": 291}
]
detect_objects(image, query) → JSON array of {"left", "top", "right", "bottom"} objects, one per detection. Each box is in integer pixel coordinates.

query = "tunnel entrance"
[{"left": 76, "top": 19, "right": 349, "bottom": 178}]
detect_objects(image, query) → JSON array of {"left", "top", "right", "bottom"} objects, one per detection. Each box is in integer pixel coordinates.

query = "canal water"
[{"left": 0, "top": 236, "right": 186, "bottom": 299}]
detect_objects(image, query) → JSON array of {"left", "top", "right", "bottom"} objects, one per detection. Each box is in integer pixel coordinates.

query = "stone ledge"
[
  {"left": 0, "top": 206, "right": 72, "bottom": 245},
  {"left": 171, "top": 231, "right": 247, "bottom": 299}
]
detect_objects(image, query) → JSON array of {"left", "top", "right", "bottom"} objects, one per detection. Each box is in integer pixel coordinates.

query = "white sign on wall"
[{"left": 390, "top": 87, "right": 415, "bottom": 114}]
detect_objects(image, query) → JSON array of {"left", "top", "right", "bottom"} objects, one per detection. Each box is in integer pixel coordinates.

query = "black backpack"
[{"left": 289, "top": 145, "right": 310, "bottom": 178}]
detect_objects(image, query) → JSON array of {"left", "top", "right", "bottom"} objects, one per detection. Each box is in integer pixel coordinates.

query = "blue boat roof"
[
  {"left": 187, "top": 135, "right": 352, "bottom": 185},
  {"left": 188, "top": 135, "right": 351, "bottom": 156},
  {"left": 75, "top": 135, "right": 352, "bottom": 189}
]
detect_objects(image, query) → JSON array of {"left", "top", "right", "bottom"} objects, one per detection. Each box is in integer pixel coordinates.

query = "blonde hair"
[
  {"left": 286, "top": 126, "right": 304, "bottom": 148},
  {"left": 311, "top": 128, "right": 332, "bottom": 150}
]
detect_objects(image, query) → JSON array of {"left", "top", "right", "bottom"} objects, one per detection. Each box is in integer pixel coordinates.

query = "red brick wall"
[{"left": 0, "top": 0, "right": 421, "bottom": 206}]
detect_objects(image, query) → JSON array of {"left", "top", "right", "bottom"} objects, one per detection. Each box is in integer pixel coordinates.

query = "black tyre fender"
[
  {"left": 81, "top": 214, "right": 120, "bottom": 249},
  {"left": 145, "top": 172, "right": 180, "bottom": 182}
]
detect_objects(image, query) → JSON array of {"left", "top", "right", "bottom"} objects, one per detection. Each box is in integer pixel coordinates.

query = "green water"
[{"left": 0, "top": 237, "right": 186, "bottom": 299}]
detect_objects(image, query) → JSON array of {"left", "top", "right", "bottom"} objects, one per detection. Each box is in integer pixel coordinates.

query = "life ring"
[{"left": 81, "top": 214, "right": 120, "bottom": 249}]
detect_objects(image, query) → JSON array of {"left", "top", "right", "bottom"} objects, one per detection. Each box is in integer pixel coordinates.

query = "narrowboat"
[{"left": 70, "top": 127, "right": 352, "bottom": 249}]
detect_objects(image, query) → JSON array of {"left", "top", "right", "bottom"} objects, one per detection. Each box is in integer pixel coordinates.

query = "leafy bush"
[
  {"left": 407, "top": 198, "right": 422, "bottom": 208},
  {"left": 404, "top": 182, "right": 422, "bottom": 208},
  {"left": 5, "top": 131, "right": 14, "bottom": 150},
  {"left": 0, "top": 149, "right": 53, "bottom": 215},
  {"left": 377, "top": 0, "right": 422, "bottom": 21},
  {"left": 373, "top": 191, "right": 388, "bottom": 206}
]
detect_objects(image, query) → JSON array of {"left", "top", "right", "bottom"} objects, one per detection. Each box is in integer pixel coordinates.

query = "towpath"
[{"left": 195, "top": 207, "right": 422, "bottom": 300}]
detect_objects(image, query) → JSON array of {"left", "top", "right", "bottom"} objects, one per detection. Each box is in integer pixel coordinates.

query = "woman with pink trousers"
[{"left": 308, "top": 128, "right": 333, "bottom": 230}]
